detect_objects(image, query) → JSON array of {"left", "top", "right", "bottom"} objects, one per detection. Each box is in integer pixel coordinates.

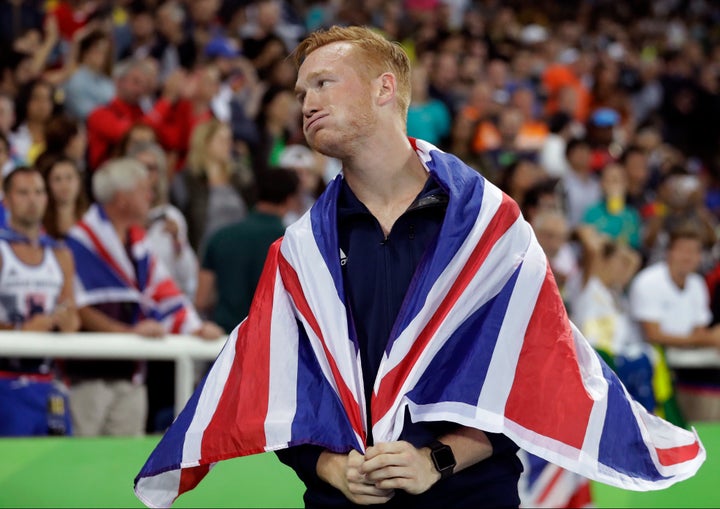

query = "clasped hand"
[{"left": 330, "top": 441, "right": 441, "bottom": 505}]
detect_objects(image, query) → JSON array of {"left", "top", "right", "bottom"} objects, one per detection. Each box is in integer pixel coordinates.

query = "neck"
[
  {"left": 342, "top": 135, "right": 428, "bottom": 235},
  {"left": 343, "top": 136, "right": 426, "bottom": 205},
  {"left": 27, "top": 121, "right": 45, "bottom": 138},
  {"left": 254, "top": 201, "right": 286, "bottom": 217},
  {"left": 9, "top": 221, "right": 40, "bottom": 242},
  {"left": 104, "top": 206, "right": 132, "bottom": 241},
  {"left": 56, "top": 204, "right": 78, "bottom": 233},
  {"left": 669, "top": 267, "right": 687, "bottom": 289}
]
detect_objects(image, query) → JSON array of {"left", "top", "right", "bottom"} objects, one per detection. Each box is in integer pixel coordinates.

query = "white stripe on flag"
[
  {"left": 265, "top": 271, "right": 300, "bottom": 449},
  {"left": 181, "top": 326, "right": 240, "bottom": 466}
]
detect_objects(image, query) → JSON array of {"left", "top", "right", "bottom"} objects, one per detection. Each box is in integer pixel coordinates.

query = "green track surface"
[{"left": 0, "top": 422, "right": 717, "bottom": 508}]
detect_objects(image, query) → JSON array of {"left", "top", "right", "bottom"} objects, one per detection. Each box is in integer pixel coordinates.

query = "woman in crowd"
[
  {"left": 171, "top": 118, "right": 252, "bottom": 255},
  {"left": 36, "top": 152, "right": 89, "bottom": 239},
  {"left": 9, "top": 78, "right": 60, "bottom": 165}
]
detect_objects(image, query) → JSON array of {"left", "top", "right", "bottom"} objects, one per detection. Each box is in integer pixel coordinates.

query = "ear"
[{"left": 376, "top": 72, "right": 397, "bottom": 107}]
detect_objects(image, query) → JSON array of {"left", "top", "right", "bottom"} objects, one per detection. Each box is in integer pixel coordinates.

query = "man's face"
[
  {"left": 118, "top": 67, "right": 147, "bottom": 104},
  {"left": 295, "top": 42, "right": 376, "bottom": 159},
  {"left": 120, "top": 176, "right": 152, "bottom": 224},
  {"left": 6, "top": 172, "right": 47, "bottom": 229},
  {"left": 534, "top": 218, "right": 568, "bottom": 259},
  {"left": 667, "top": 237, "right": 702, "bottom": 280},
  {"left": 0, "top": 97, "right": 15, "bottom": 134}
]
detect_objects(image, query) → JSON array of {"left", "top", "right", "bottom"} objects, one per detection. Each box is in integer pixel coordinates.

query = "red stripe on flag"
[
  {"left": 372, "top": 193, "right": 520, "bottom": 423},
  {"left": 656, "top": 441, "right": 701, "bottom": 466},
  {"left": 169, "top": 307, "right": 187, "bottom": 333},
  {"left": 536, "top": 464, "right": 564, "bottom": 505},
  {"left": 565, "top": 480, "right": 593, "bottom": 508},
  {"left": 152, "top": 278, "right": 182, "bottom": 302},
  {"left": 278, "top": 252, "right": 366, "bottom": 446},
  {"left": 177, "top": 464, "right": 210, "bottom": 497},
  {"left": 505, "top": 265, "right": 593, "bottom": 449},
  {"left": 200, "top": 242, "right": 284, "bottom": 459}
]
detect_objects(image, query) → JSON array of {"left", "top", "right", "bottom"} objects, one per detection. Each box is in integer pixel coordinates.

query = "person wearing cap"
[
  {"left": 277, "top": 143, "right": 326, "bottom": 225},
  {"left": 586, "top": 107, "right": 622, "bottom": 174}
]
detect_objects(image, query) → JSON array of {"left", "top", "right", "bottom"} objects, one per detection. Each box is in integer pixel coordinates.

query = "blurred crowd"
[{"left": 0, "top": 0, "right": 720, "bottom": 449}]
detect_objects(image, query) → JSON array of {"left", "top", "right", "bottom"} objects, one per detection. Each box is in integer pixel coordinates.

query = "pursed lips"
[{"left": 304, "top": 113, "right": 328, "bottom": 132}]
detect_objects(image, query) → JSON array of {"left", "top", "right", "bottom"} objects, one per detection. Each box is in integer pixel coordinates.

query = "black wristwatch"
[{"left": 428, "top": 440, "right": 456, "bottom": 480}]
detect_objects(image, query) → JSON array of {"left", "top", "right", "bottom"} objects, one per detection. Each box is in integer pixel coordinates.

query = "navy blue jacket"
[{"left": 276, "top": 177, "right": 522, "bottom": 508}]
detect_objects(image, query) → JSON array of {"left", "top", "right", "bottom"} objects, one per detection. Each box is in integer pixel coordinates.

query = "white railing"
[{"left": 0, "top": 331, "right": 227, "bottom": 415}]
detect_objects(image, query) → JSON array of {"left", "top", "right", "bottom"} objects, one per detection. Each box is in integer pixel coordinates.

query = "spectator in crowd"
[
  {"left": 171, "top": 118, "right": 250, "bottom": 254},
  {"left": 450, "top": 80, "right": 496, "bottom": 168},
  {"left": 85, "top": 57, "right": 178, "bottom": 171},
  {"left": 520, "top": 176, "right": 563, "bottom": 224},
  {"left": 250, "top": 84, "right": 303, "bottom": 173},
  {"left": 642, "top": 166, "right": 717, "bottom": 266},
  {"left": 115, "top": 1, "right": 156, "bottom": 61},
  {"left": 62, "top": 157, "right": 223, "bottom": 436},
  {"left": 149, "top": 0, "right": 197, "bottom": 81},
  {"left": 585, "top": 107, "right": 621, "bottom": 174},
  {"left": 571, "top": 228, "right": 655, "bottom": 412},
  {"left": 406, "top": 62, "right": 451, "bottom": 148},
  {"left": 620, "top": 143, "right": 654, "bottom": 212},
  {"left": 530, "top": 208, "right": 582, "bottom": 311},
  {"left": 560, "top": 136, "right": 602, "bottom": 228},
  {"left": 36, "top": 153, "right": 89, "bottom": 239},
  {"left": 196, "top": 167, "right": 301, "bottom": 333},
  {"left": 588, "top": 59, "right": 634, "bottom": 144},
  {"left": 581, "top": 162, "right": 643, "bottom": 250},
  {"left": 62, "top": 28, "right": 115, "bottom": 122},
  {"left": 40, "top": 113, "right": 87, "bottom": 173},
  {"left": 497, "top": 157, "right": 546, "bottom": 208},
  {"left": 0, "top": 165, "right": 79, "bottom": 436},
  {"left": 128, "top": 140, "right": 198, "bottom": 300},
  {"left": 508, "top": 85, "right": 548, "bottom": 153},
  {"left": 0, "top": 0, "right": 44, "bottom": 51},
  {"left": 541, "top": 46, "right": 592, "bottom": 124},
  {"left": 153, "top": 62, "right": 220, "bottom": 173},
  {"left": 9, "top": 78, "right": 59, "bottom": 165},
  {"left": 538, "top": 111, "right": 576, "bottom": 178},
  {"left": 0, "top": 133, "right": 13, "bottom": 221},
  {"left": 629, "top": 226, "right": 720, "bottom": 425},
  {"left": 114, "top": 120, "right": 157, "bottom": 159},
  {"left": 0, "top": 92, "right": 16, "bottom": 137},
  {"left": 239, "top": 0, "right": 303, "bottom": 78},
  {"left": 276, "top": 143, "right": 325, "bottom": 225},
  {"left": 475, "top": 105, "right": 541, "bottom": 181}
]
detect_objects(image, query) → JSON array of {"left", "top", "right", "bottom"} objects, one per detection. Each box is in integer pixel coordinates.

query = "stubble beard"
[{"left": 307, "top": 106, "right": 376, "bottom": 161}]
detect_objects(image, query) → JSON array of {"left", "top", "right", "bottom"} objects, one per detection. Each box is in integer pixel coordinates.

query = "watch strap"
[{"left": 428, "top": 440, "right": 456, "bottom": 480}]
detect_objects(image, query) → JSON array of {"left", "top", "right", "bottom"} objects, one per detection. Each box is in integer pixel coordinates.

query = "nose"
[{"left": 301, "top": 90, "right": 318, "bottom": 118}]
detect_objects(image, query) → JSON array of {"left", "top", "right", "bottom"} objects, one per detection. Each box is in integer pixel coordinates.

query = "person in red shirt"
[{"left": 85, "top": 58, "right": 184, "bottom": 172}]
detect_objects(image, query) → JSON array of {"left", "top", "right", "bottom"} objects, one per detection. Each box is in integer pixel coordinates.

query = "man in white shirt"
[{"left": 629, "top": 226, "right": 720, "bottom": 422}]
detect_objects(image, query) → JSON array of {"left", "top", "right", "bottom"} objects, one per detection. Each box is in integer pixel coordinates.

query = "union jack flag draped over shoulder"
[{"left": 134, "top": 139, "right": 705, "bottom": 508}]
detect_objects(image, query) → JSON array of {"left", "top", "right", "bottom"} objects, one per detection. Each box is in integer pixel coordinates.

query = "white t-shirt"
[{"left": 628, "top": 262, "right": 720, "bottom": 367}]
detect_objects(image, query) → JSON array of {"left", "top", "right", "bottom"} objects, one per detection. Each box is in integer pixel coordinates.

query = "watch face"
[{"left": 432, "top": 445, "right": 455, "bottom": 470}]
